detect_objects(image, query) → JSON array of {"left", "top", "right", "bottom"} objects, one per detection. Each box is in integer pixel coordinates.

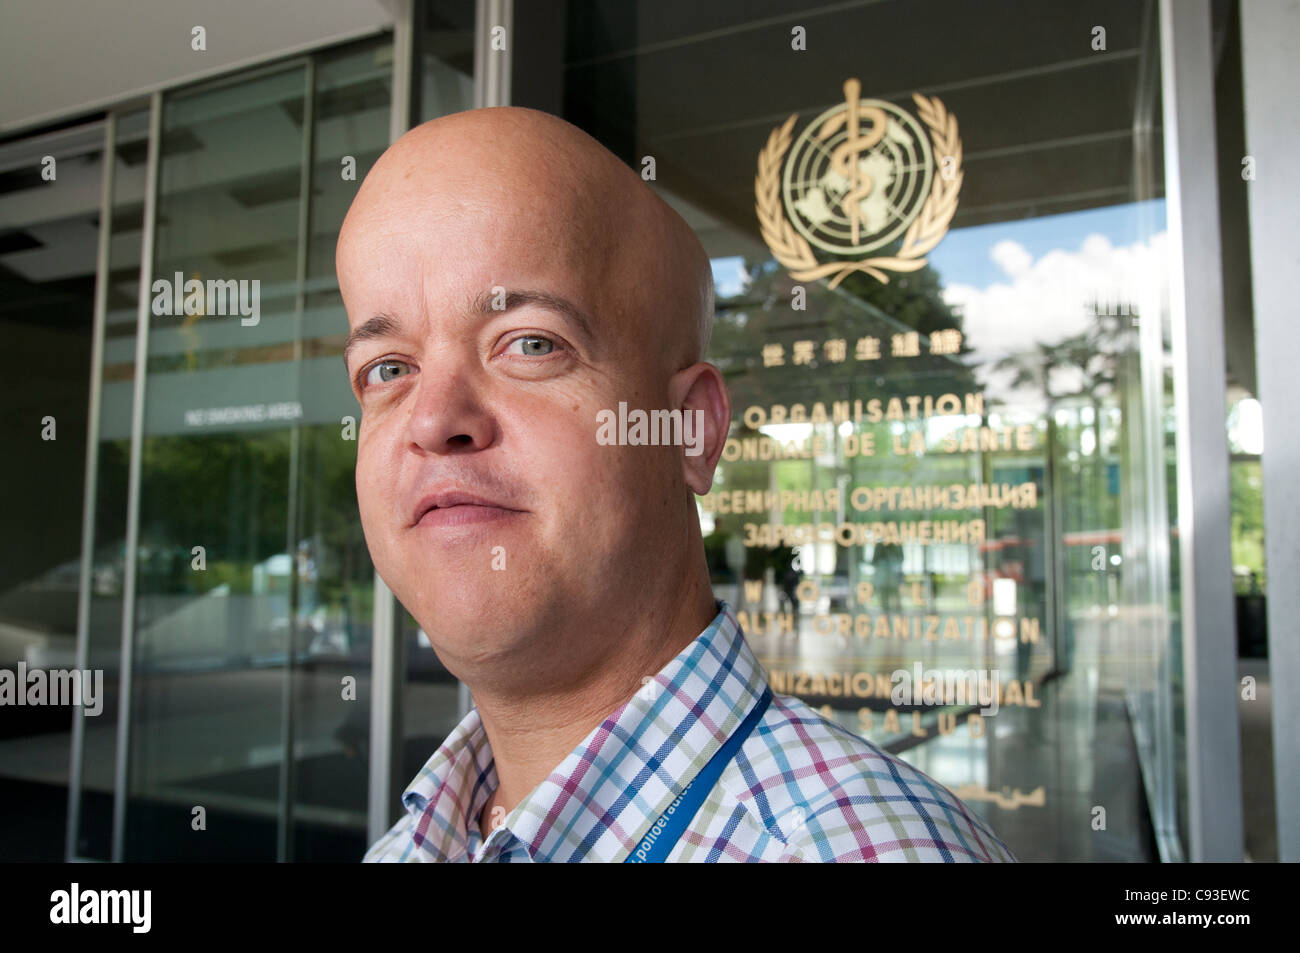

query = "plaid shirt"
[{"left": 363, "top": 600, "right": 1017, "bottom": 863}]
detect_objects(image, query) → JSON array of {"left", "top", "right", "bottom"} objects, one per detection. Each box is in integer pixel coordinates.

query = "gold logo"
[{"left": 756, "top": 80, "right": 963, "bottom": 288}]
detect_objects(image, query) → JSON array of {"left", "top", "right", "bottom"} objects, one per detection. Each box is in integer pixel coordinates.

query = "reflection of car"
[
  {"left": 262, "top": 611, "right": 352, "bottom": 661},
  {"left": 306, "top": 608, "right": 351, "bottom": 657},
  {"left": 92, "top": 563, "right": 120, "bottom": 596},
  {"left": 308, "top": 630, "right": 351, "bottom": 656}
]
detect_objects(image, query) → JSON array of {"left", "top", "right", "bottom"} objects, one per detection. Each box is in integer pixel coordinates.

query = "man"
[{"left": 337, "top": 106, "right": 1016, "bottom": 863}]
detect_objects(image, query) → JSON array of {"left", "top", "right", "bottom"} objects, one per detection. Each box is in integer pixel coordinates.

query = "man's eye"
[
  {"left": 506, "top": 335, "right": 555, "bottom": 356},
  {"left": 364, "top": 359, "right": 413, "bottom": 388}
]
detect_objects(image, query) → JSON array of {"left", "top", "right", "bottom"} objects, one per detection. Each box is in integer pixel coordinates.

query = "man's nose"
[{"left": 404, "top": 363, "right": 496, "bottom": 454}]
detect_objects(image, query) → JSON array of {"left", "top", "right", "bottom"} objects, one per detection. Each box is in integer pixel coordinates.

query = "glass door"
[
  {"left": 106, "top": 37, "right": 394, "bottom": 861},
  {"left": 524, "top": 0, "right": 1181, "bottom": 862},
  {"left": 0, "top": 120, "right": 110, "bottom": 861},
  {"left": 122, "top": 63, "right": 313, "bottom": 861}
]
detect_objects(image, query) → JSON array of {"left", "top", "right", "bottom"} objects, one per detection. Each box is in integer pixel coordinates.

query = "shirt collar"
[
  {"left": 399, "top": 703, "right": 498, "bottom": 862},
  {"left": 399, "top": 600, "right": 767, "bottom": 863}
]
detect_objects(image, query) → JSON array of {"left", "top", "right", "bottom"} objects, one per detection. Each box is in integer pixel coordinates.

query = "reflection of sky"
[
  {"left": 929, "top": 199, "right": 1165, "bottom": 289},
  {"left": 934, "top": 198, "right": 1168, "bottom": 364},
  {"left": 1228, "top": 398, "right": 1263, "bottom": 455},
  {"left": 711, "top": 256, "right": 748, "bottom": 298}
]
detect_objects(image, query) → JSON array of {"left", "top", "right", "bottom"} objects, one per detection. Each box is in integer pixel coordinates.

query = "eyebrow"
[
  {"left": 470, "top": 288, "right": 597, "bottom": 346},
  {"left": 343, "top": 313, "right": 402, "bottom": 370}
]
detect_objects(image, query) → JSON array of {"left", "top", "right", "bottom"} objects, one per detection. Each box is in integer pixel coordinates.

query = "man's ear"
[{"left": 668, "top": 362, "right": 731, "bottom": 496}]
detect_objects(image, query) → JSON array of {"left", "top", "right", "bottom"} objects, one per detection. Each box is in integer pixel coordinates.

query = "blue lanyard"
[{"left": 625, "top": 688, "right": 772, "bottom": 863}]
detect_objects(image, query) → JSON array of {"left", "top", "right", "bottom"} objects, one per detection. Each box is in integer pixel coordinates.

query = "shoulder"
[
  {"left": 362, "top": 811, "right": 421, "bottom": 863},
  {"left": 731, "top": 691, "right": 1017, "bottom": 862}
]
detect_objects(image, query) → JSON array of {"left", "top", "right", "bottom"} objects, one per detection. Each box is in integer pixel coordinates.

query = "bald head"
[{"left": 338, "top": 106, "right": 713, "bottom": 369}]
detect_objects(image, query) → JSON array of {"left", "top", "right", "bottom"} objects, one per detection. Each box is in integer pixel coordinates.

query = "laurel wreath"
[{"left": 755, "top": 92, "right": 963, "bottom": 288}]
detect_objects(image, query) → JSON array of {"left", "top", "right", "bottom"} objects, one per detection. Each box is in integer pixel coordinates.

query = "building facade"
[{"left": 0, "top": 0, "right": 1293, "bottom": 863}]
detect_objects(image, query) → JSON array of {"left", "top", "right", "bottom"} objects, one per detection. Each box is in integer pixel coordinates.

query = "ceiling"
[{"left": 0, "top": 0, "right": 394, "bottom": 135}]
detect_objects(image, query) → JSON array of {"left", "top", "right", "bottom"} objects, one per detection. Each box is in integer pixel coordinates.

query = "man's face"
[{"left": 336, "top": 138, "right": 689, "bottom": 680}]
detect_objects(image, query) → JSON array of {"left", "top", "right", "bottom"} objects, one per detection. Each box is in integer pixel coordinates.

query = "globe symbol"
[{"left": 782, "top": 97, "right": 933, "bottom": 256}]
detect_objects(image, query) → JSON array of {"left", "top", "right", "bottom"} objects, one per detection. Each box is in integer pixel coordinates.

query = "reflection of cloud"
[
  {"left": 990, "top": 239, "right": 1032, "bottom": 277},
  {"left": 970, "top": 334, "right": 1105, "bottom": 415},
  {"left": 943, "top": 231, "right": 1166, "bottom": 410},
  {"left": 944, "top": 231, "right": 1167, "bottom": 362},
  {"left": 1228, "top": 398, "right": 1263, "bottom": 455},
  {"left": 711, "top": 256, "right": 748, "bottom": 298}
]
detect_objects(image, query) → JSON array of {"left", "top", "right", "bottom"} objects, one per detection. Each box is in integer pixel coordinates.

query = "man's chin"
[
  {"left": 395, "top": 574, "right": 551, "bottom": 636},
  {"left": 411, "top": 593, "right": 566, "bottom": 676},
  {"left": 396, "top": 573, "right": 629, "bottom": 691}
]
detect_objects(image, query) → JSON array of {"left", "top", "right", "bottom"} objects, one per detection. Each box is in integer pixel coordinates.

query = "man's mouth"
[{"left": 410, "top": 489, "right": 525, "bottom": 528}]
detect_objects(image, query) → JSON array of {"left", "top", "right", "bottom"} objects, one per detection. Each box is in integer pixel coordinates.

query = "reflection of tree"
[
  {"left": 988, "top": 306, "right": 1135, "bottom": 666},
  {"left": 707, "top": 258, "right": 977, "bottom": 588},
  {"left": 1230, "top": 461, "right": 1265, "bottom": 592},
  {"left": 989, "top": 308, "right": 1129, "bottom": 411},
  {"left": 133, "top": 427, "right": 371, "bottom": 613},
  {"left": 989, "top": 307, "right": 1131, "bottom": 530}
]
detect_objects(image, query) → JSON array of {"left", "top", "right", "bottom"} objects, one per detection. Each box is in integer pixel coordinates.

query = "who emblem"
[{"left": 756, "top": 79, "right": 963, "bottom": 288}]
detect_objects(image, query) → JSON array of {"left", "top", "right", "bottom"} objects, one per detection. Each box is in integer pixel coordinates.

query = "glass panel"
[
  {"left": 419, "top": 0, "right": 476, "bottom": 123},
  {"left": 125, "top": 65, "right": 311, "bottom": 861},
  {"left": 399, "top": 607, "right": 463, "bottom": 788},
  {"left": 1227, "top": 390, "right": 1271, "bottom": 860},
  {"left": 288, "top": 38, "right": 392, "bottom": 862},
  {"left": 530, "top": 0, "right": 1180, "bottom": 861},
  {"left": 0, "top": 120, "right": 107, "bottom": 860},
  {"left": 70, "top": 108, "right": 152, "bottom": 860},
  {"left": 119, "top": 36, "right": 400, "bottom": 861}
]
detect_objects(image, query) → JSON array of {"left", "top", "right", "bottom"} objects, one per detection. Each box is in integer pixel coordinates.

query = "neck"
[{"left": 472, "top": 575, "right": 717, "bottom": 840}]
